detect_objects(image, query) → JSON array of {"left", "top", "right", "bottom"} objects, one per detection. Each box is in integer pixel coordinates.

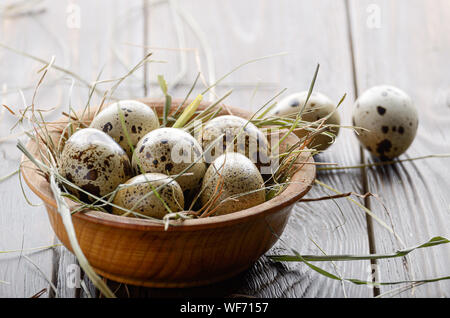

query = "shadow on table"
[{"left": 105, "top": 270, "right": 253, "bottom": 298}]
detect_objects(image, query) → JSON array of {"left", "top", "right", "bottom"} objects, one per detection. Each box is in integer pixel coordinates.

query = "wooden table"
[{"left": 0, "top": 0, "right": 449, "bottom": 298}]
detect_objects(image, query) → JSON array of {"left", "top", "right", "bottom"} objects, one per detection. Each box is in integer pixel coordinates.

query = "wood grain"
[
  {"left": 3, "top": 0, "right": 448, "bottom": 298},
  {"left": 0, "top": 0, "right": 62, "bottom": 298},
  {"left": 47, "top": 0, "right": 147, "bottom": 297},
  {"left": 119, "top": 0, "right": 373, "bottom": 297},
  {"left": 56, "top": 0, "right": 370, "bottom": 297},
  {"left": 348, "top": 0, "right": 450, "bottom": 297},
  {"left": 0, "top": 0, "right": 144, "bottom": 297}
]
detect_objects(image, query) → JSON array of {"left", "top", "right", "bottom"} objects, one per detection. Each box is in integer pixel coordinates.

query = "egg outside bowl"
[{"left": 21, "top": 99, "right": 316, "bottom": 288}]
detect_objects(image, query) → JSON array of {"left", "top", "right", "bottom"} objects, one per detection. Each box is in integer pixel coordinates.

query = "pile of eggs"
[
  {"left": 268, "top": 85, "right": 418, "bottom": 160},
  {"left": 58, "top": 100, "right": 269, "bottom": 219},
  {"left": 58, "top": 85, "right": 418, "bottom": 219}
]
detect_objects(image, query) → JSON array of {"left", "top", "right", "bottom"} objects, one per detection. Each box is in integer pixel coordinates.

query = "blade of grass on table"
[
  {"left": 315, "top": 179, "right": 405, "bottom": 245},
  {"left": 23, "top": 254, "right": 57, "bottom": 297},
  {"left": 269, "top": 225, "right": 450, "bottom": 289},
  {"left": 292, "top": 246, "right": 450, "bottom": 288},
  {"left": 317, "top": 154, "right": 450, "bottom": 171},
  {"left": 268, "top": 236, "right": 449, "bottom": 262},
  {"left": 0, "top": 169, "right": 19, "bottom": 182},
  {"left": 0, "top": 244, "right": 61, "bottom": 254}
]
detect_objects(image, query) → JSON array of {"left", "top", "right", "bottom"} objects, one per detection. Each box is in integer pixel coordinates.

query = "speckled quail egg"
[
  {"left": 267, "top": 91, "right": 340, "bottom": 151},
  {"left": 58, "top": 128, "right": 133, "bottom": 201},
  {"left": 90, "top": 100, "right": 159, "bottom": 157},
  {"left": 200, "top": 152, "right": 265, "bottom": 216},
  {"left": 112, "top": 173, "right": 184, "bottom": 219},
  {"left": 132, "top": 127, "right": 206, "bottom": 191},
  {"left": 197, "top": 115, "right": 270, "bottom": 169},
  {"left": 352, "top": 85, "right": 418, "bottom": 160}
]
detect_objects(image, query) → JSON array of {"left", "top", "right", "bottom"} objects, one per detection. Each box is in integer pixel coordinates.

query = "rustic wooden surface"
[
  {"left": 0, "top": 0, "right": 448, "bottom": 298},
  {"left": 348, "top": 0, "right": 450, "bottom": 297}
]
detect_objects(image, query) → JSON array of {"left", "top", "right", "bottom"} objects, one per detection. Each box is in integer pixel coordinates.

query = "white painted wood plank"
[
  {"left": 0, "top": 0, "right": 62, "bottom": 298},
  {"left": 0, "top": 0, "right": 144, "bottom": 297},
  {"left": 140, "top": 0, "right": 372, "bottom": 297},
  {"left": 349, "top": 0, "right": 450, "bottom": 297},
  {"left": 47, "top": 0, "right": 146, "bottom": 298}
]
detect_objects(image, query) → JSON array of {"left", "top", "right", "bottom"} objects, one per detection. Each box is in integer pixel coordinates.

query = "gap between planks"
[
  {"left": 64, "top": 0, "right": 375, "bottom": 298},
  {"left": 143, "top": 0, "right": 150, "bottom": 96},
  {"left": 344, "top": 0, "right": 380, "bottom": 297},
  {"left": 98, "top": 0, "right": 374, "bottom": 298}
]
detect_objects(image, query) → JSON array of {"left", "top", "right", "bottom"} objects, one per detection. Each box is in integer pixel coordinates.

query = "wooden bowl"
[{"left": 21, "top": 99, "right": 315, "bottom": 288}]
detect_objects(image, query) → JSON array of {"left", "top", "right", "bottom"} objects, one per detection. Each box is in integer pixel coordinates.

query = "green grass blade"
[
  {"left": 268, "top": 236, "right": 449, "bottom": 262},
  {"left": 275, "top": 64, "right": 320, "bottom": 151},
  {"left": 201, "top": 52, "right": 287, "bottom": 95},
  {"left": 315, "top": 179, "right": 404, "bottom": 245},
  {"left": 0, "top": 169, "right": 18, "bottom": 182},
  {"left": 173, "top": 72, "right": 201, "bottom": 117},
  {"left": 172, "top": 94, "right": 203, "bottom": 128},
  {"left": 156, "top": 75, "right": 171, "bottom": 126},
  {"left": 348, "top": 275, "right": 450, "bottom": 286},
  {"left": 157, "top": 74, "right": 168, "bottom": 95}
]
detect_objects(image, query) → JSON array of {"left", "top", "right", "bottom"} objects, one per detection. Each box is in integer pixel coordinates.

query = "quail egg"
[
  {"left": 90, "top": 100, "right": 159, "bottom": 157},
  {"left": 267, "top": 91, "right": 340, "bottom": 151},
  {"left": 352, "top": 85, "right": 418, "bottom": 160},
  {"left": 58, "top": 128, "right": 133, "bottom": 201},
  {"left": 200, "top": 152, "right": 265, "bottom": 216},
  {"left": 112, "top": 173, "right": 184, "bottom": 219},
  {"left": 197, "top": 115, "right": 270, "bottom": 169},
  {"left": 132, "top": 127, "right": 206, "bottom": 191}
]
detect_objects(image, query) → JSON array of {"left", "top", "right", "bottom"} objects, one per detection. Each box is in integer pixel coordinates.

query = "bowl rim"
[{"left": 20, "top": 99, "right": 316, "bottom": 232}]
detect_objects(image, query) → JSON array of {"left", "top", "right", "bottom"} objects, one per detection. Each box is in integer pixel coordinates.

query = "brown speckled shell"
[
  {"left": 21, "top": 99, "right": 317, "bottom": 288},
  {"left": 132, "top": 128, "right": 206, "bottom": 191},
  {"left": 268, "top": 91, "right": 341, "bottom": 151},
  {"left": 352, "top": 85, "right": 418, "bottom": 160},
  {"left": 200, "top": 152, "right": 265, "bottom": 216},
  {"left": 198, "top": 115, "right": 271, "bottom": 170},
  {"left": 58, "top": 128, "right": 133, "bottom": 201},
  {"left": 90, "top": 100, "right": 160, "bottom": 157},
  {"left": 112, "top": 173, "right": 184, "bottom": 219}
]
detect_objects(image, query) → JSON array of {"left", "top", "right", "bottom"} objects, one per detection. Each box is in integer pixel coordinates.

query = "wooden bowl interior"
[{"left": 21, "top": 99, "right": 316, "bottom": 231}]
